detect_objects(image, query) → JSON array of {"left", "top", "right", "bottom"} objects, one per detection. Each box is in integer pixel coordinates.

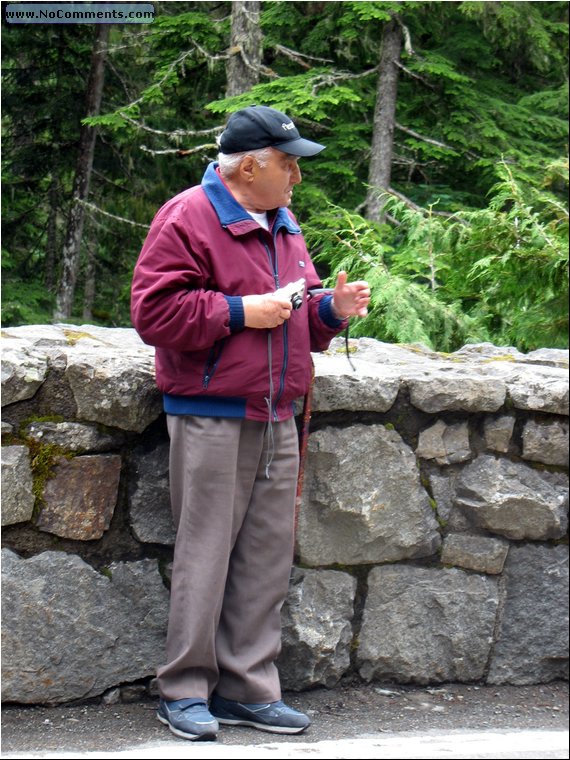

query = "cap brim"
[{"left": 272, "top": 137, "right": 326, "bottom": 157}]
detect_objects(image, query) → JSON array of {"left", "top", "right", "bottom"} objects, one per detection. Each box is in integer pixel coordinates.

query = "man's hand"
[
  {"left": 332, "top": 271, "right": 371, "bottom": 319},
  {"left": 243, "top": 293, "right": 293, "bottom": 329}
]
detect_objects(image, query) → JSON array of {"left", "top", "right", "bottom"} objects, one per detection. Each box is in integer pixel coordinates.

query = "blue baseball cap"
[{"left": 219, "top": 105, "right": 325, "bottom": 157}]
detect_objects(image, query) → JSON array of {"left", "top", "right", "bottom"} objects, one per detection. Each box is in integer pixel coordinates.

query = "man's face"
[{"left": 250, "top": 149, "right": 302, "bottom": 210}]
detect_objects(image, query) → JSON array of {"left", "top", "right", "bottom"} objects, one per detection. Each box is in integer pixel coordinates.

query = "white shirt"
[{"left": 248, "top": 210, "right": 269, "bottom": 231}]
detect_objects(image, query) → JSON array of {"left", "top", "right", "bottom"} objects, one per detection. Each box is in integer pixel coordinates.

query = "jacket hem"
[{"left": 164, "top": 393, "right": 247, "bottom": 418}]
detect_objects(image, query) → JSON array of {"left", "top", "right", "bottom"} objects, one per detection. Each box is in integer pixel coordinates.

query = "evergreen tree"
[
  {"left": 2, "top": 23, "right": 96, "bottom": 322},
  {"left": 1, "top": 1, "right": 567, "bottom": 350},
  {"left": 54, "top": 23, "right": 110, "bottom": 320},
  {"left": 226, "top": 1, "right": 263, "bottom": 96}
]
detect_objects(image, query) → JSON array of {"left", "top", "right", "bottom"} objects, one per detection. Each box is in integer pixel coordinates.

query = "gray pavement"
[
  {"left": 1, "top": 729, "right": 569, "bottom": 759},
  {"left": 2, "top": 681, "right": 568, "bottom": 759}
]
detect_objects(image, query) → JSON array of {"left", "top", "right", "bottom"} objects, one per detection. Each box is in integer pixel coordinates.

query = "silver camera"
[{"left": 276, "top": 278, "right": 306, "bottom": 310}]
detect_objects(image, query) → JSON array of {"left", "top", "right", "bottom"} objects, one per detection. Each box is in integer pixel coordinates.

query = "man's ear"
[{"left": 239, "top": 156, "right": 256, "bottom": 183}]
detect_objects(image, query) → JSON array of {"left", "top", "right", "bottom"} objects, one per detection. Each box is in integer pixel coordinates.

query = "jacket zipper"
[
  {"left": 273, "top": 321, "right": 289, "bottom": 419},
  {"left": 262, "top": 235, "right": 288, "bottom": 421},
  {"left": 263, "top": 239, "right": 280, "bottom": 289},
  {"left": 202, "top": 340, "right": 226, "bottom": 389}
]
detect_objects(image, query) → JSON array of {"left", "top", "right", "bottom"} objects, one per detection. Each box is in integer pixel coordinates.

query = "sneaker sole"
[
  {"left": 157, "top": 711, "right": 217, "bottom": 741},
  {"left": 215, "top": 716, "right": 309, "bottom": 734}
]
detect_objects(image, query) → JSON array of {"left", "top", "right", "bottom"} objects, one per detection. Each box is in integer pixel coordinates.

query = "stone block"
[
  {"left": 483, "top": 415, "right": 515, "bottom": 454},
  {"left": 426, "top": 468, "right": 472, "bottom": 532},
  {"left": 488, "top": 544, "right": 569, "bottom": 684},
  {"left": 1, "top": 340, "right": 48, "bottom": 407},
  {"left": 441, "top": 533, "right": 509, "bottom": 574},
  {"left": 37, "top": 455, "right": 122, "bottom": 540},
  {"left": 297, "top": 424, "right": 441, "bottom": 565},
  {"left": 279, "top": 567, "right": 356, "bottom": 690},
  {"left": 25, "top": 421, "right": 124, "bottom": 453},
  {"left": 128, "top": 441, "right": 175, "bottom": 545},
  {"left": 416, "top": 420, "right": 471, "bottom": 465},
  {"left": 357, "top": 565, "right": 499, "bottom": 684},
  {"left": 1, "top": 445, "right": 35, "bottom": 526},
  {"left": 1, "top": 550, "right": 169, "bottom": 704},
  {"left": 522, "top": 419, "right": 569, "bottom": 467},
  {"left": 455, "top": 454, "right": 568, "bottom": 540},
  {"left": 408, "top": 374, "right": 506, "bottom": 413},
  {"left": 65, "top": 349, "right": 162, "bottom": 433}
]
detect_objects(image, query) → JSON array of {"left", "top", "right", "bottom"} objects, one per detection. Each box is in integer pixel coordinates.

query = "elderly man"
[{"left": 131, "top": 105, "right": 370, "bottom": 741}]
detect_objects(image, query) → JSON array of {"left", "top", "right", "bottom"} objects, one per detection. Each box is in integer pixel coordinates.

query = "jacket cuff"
[
  {"left": 319, "top": 294, "right": 346, "bottom": 328},
  {"left": 224, "top": 295, "right": 245, "bottom": 332}
]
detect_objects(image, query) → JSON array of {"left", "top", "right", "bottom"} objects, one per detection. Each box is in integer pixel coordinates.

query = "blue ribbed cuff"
[
  {"left": 319, "top": 294, "right": 346, "bottom": 328},
  {"left": 224, "top": 295, "right": 245, "bottom": 332}
]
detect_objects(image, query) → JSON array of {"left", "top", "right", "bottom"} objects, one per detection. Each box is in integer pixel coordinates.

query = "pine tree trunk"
[
  {"left": 82, "top": 236, "right": 95, "bottom": 322},
  {"left": 54, "top": 24, "right": 109, "bottom": 320},
  {"left": 226, "top": 1, "right": 262, "bottom": 97},
  {"left": 45, "top": 174, "right": 59, "bottom": 292},
  {"left": 365, "top": 19, "right": 403, "bottom": 223},
  {"left": 45, "top": 28, "right": 66, "bottom": 293}
]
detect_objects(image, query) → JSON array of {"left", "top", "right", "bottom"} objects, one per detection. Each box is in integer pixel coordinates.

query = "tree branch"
[
  {"left": 394, "top": 60, "right": 436, "bottom": 89},
  {"left": 119, "top": 50, "right": 195, "bottom": 111},
  {"left": 194, "top": 40, "right": 230, "bottom": 63},
  {"left": 395, "top": 122, "right": 456, "bottom": 152},
  {"left": 311, "top": 66, "right": 379, "bottom": 94},
  {"left": 386, "top": 187, "right": 467, "bottom": 223},
  {"left": 234, "top": 43, "right": 278, "bottom": 79},
  {"left": 385, "top": 213, "right": 402, "bottom": 227},
  {"left": 121, "top": 114, "right": 224, "bottom": 141},
  {"left": 119, "top": 40, "right": 228, "bottom": 113},
  {"left": 77, "top": 199, "right": 149, "bottom": 229},
  {"left": 394, "top": 17, "right": 415, "bottom": 56},
  {"left": 274, "top": 43, "right": 334, "bottom": 69},
  {"left": 395, "top": 122, "right": 480, "bottom": 160},
  {"left": 139, "top": 143, "right": 217, "bottom": 156}
]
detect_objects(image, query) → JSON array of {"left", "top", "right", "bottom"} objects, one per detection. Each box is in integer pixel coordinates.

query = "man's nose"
[{"left": 292, "top": 164, "right": 302, "bottom": 184}]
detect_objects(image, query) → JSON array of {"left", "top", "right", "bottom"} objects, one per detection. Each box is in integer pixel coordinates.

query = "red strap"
[{"left": 294, "top": 358, "right": 315, "bottom": 538}]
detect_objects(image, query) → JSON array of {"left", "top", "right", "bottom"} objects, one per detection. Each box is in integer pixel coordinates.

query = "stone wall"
[{"left": 1, "top": 324, "right": 568, "bottom": 705}]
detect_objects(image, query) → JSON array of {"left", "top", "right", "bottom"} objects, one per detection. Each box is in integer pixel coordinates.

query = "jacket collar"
[{"left": 201, "top": 162, "right": 301, "bottom": 236}]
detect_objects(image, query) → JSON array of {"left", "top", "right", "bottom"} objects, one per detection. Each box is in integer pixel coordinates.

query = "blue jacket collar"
[{"left": 201, "top": 162, "right": 301, "bottom": 236}]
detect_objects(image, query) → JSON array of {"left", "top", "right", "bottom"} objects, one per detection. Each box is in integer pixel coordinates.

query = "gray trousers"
[{"left": 157, "top": 414, "right": 299, "bottom": 703}]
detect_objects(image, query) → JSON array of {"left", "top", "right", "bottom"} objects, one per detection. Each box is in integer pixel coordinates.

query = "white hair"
[{"left": 217, "top": 147, "right": 274, "bottom": 179}]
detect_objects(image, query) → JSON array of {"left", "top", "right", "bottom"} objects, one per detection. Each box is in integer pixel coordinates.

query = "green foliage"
[
  {"left": 1, "top": 0, "right": 568, "bottom": 352},
  {"left": 1, "top": 277, "right": 55, "bottom": 326},
  {"left": 88, "top": 6, "right": 229, "bottom": 128},
  {"left": 304, "top": 205, "right": 481, "bottom": 351},
  {"left": 208, "top": 68, "right": 364, "bottom": 122},
  {"left": 442, "top": 161, "right": 569, "bottom": 350},
  {"left": 459, "top": 0, "right": 569, "bottom": 74},
  {"left": 305, "top": 160, "right": 568, "bottom": 351}
]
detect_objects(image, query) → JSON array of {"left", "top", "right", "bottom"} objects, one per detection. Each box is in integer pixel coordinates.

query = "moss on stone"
[
  {"left": 481, "top": 354, "right": 518, "bottom": 363},
  {"left": 26, "top": 438, "right": 74, "bottom": 519},
  {"left": 18, "top": 414, "right": 66, "bottom": 439},
  {"left": 63, "top": 329, "right": 95, "bottom": 345}
]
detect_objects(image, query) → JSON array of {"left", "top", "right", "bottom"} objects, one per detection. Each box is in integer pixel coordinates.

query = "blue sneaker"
[
  {"left": 210, "top": 694, "right": 310, "bottom": 734},
  {"left": 157, "top": 698, "right": 218, "bottom": 741}
]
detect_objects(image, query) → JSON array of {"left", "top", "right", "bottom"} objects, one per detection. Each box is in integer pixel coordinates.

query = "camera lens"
[{"left": 291, "top": 293, "right": 303, "bottom": 310}]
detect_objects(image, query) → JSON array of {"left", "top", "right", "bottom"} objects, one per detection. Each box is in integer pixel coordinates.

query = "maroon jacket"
[{"left": 131, "top": 162, "right": 346, "bottom": 422}]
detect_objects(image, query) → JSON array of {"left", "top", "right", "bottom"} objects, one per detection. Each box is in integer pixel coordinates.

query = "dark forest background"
[{"left": 2, "top": 1, "right": 568, "bottom": 351}]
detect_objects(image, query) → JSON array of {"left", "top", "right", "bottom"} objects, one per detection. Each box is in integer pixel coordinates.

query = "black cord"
[
  {"left": 344, "top": 322, "right": 356, "bottom": 372},
  {"left": 307, "top": 287, "right": 355, "bottom": 372}
]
